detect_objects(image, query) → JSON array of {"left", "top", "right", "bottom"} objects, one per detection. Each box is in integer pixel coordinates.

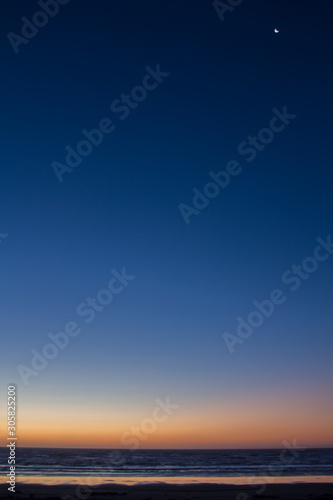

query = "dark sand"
[{"left": 1, "top": 482, "right": 333, "bottom": 500}]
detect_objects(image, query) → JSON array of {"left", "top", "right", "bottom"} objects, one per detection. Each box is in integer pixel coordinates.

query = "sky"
[{"left": 1, "top": 0, "right": 333, "bottom": 449}]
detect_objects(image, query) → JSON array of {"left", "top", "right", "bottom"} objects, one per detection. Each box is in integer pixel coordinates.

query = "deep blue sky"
[{"left": 1, "top": 0, "right": 332, "bottom": 447}]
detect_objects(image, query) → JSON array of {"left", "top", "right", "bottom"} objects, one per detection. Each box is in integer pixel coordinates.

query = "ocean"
[{"left": 1, "top": 447, "right": 333, "bottom": 483}]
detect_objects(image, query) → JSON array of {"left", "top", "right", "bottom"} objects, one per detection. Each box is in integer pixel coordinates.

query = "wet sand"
[{"left": 1, "top": 481, "right": 333, "bottom": 500}]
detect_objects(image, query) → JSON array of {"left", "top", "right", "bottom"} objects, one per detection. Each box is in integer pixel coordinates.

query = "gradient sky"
[{"left": 1, "top": 0, "right": 333, "bottom": 449}]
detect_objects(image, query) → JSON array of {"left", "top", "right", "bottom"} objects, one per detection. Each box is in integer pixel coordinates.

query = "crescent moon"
[{"left": 274, "top": 28, "right": 279, "bottom": 33}]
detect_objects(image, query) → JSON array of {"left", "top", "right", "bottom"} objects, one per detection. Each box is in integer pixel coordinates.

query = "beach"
[
  {"left": 1, "top": 448, "right": 333, "bottom": 499},
  {"left": 1, "top": 481, "right": 333, "bottom": 500}
]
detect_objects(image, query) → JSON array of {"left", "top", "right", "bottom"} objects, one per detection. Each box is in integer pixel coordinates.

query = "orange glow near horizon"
[
  {"left": 2, "top": 387, "right": 332, "bottom": 449},
  {"left": 4, "top": 407, "right": 332, "bottom": 449}
]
